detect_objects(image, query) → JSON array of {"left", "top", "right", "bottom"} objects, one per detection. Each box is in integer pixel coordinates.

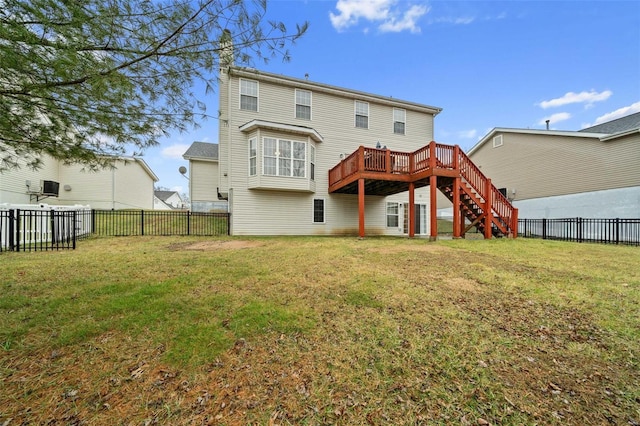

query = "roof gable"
[
  {"left": 579, "top": 112, "right": 640, "bottom": 134},
  {"left": 183, "top": 142, "right": 218, "bottom": 160}
]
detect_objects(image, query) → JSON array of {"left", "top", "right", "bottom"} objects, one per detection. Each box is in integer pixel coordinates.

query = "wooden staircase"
[{"left": 328, "top": 141, "right": 518, "bottom": 239}]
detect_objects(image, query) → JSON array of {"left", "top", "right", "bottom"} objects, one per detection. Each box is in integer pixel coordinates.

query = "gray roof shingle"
[
  {"left": 183, "top": 141, "right": 218, "bottom": 160},
  {"left": 579, "top": 112, "right": 640, "bottom": 134}
]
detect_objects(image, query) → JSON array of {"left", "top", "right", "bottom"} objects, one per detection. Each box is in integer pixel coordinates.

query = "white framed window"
[
  {"left": 386, "top": 202, "right": 399, "bottom": 227},
  {"left": 393, "top": 108, "right": 406, "bottom": 135},
  {"left": 240, "top": 78, "right": 258, "bottom": 111},
  {"left": 295, "top": 89, "right": 312, "bottom": 120},
  {"left": 248, "top": 138, "right": 257, "bottom": 176},
  {"left": 262, "top": 137, "right": 306, "bottom": 177},
  {"left": 493, "top": 135, "right": 503, "bottom": 148},
  {"left": 310, "top": 145, "right": 315, "bottom": 181},
  {"left": 313, "top": 198, "right": 325, "bottom": 223},
  {"left": 355, "top": 100, "right": 369, "bottom": 129}
]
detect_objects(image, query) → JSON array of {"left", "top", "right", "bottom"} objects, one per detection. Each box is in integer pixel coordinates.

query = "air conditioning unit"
[
  {"left": 41, "top": 180, "right": 60, "bottom": 197},
  {"left": 498, "top": 187, "right": 516, "bottom": 201}
]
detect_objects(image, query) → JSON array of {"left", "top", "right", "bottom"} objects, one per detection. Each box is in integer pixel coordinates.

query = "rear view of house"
[{"left": 215, "top": 62, "right": 444, "bottom": 236}]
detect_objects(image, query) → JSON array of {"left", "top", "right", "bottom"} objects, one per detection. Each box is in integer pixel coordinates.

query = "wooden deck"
[{"left": 328, "top": 141, "right": 518, "bottom": 239}]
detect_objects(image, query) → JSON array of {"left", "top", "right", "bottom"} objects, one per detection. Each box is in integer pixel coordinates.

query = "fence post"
[
  {"left": 542, "top": 218, "right": 547, "bottom": 240},
  {"left": 9, "top": 209, "right": 16, "bottom": 251},
  {"left": 72, "top": 211, "right": 77, "bottom": 250},
  {"left": 50, "top": 209, "right": 56, "bottom": 247},
  {"left": 577, "top": 217, "right": 582, "bottom": 243},
  {"left": 227, "top": 213, "right": 231, "bottom": 236},
  {"left": 615, "top": 218, "right": 620, "bottom": 245},
  {"left": 187, "top": 210, "right": 191, "bottom": 236},
  {"left": 141, "top": 210, "right": 145, "bottom": 236}
]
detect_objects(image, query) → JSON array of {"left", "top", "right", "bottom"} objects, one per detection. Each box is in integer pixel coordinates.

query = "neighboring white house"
[
  {"left": 182, "top": 141, "right": 228, "bottom": 212},
  {"left": 0, "top": 153, "right": 159, "bottom": 210},
  {"left": 465, "top": 112, "right": 640, "bottom": 218},
  {"left": 153, "top": 190, "right": 185, "bottom": 210},
  {"left": 211, "top": 49, "right": 444, "bottom": 235}
]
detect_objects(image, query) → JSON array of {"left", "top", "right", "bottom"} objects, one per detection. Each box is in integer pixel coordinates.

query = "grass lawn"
[{"left": 1, "top": 236, "right": 638, "bottom": 425}]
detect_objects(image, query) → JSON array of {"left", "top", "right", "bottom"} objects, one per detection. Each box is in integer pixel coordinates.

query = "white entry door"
[{"left": 403, "top": 203, "right": 428, "bottom": 235}]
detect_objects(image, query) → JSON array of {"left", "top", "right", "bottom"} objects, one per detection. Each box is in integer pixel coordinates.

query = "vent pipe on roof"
[
  {"left": 545, "top": 119, "right": 550, "bottom": 130},
  {"left": 219, "top": 29, "right": 234, "bottom": 67}
]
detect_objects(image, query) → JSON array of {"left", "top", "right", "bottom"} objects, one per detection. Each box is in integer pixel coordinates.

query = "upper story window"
[
  {"left": 355, "top": 101, "right": 369, "bottom": 129},
  {"left": 295, "top": 89, "right": 312, "bottom": 120},
  {"left": 310, "top": 145, "right": 316, "bottom": 181},
  {"left": 393, "top": 108, "right": 406, "bottom": 135},
  {"left": 240, "top": 78, "right": 258, "bottom": 111},
  {"left": 248, "top": 138, "right": 257, "bottom": 176},
  {"left": 493, "top": 135, "right": 503, "bottom": 148},
  {"left": 263, "top": 137, "right": 306, "bottom": 177}
]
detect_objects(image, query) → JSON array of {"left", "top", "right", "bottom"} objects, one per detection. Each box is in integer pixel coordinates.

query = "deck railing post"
[
  {"left": 385, "top": 149, "right": 391, "bottom": 173},
  {"left": 453, "top": 145, "right": 460, "bottom": 171},
  {"left": 429, "top": 141, "right": 436, "bottom": 170},
  {"left": 512, "top": 208, "right": 518, "bottom": 238},
  {"left": 484, "top": 178, "right": 493, "bottom": 239},
  {"left": 358, "top": 146, "right": 365, "bottom": 172}
]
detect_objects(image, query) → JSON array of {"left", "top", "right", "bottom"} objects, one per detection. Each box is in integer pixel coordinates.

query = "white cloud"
[
  {"left": 330, "top": 0, "right": 429, "bottom": 33},
  {"left": 592, "top": 101, "right": 640, "bottom": 125},
  {"left": 538, "top": 90, "right": 612, "bottom": 109},
  {"left": 379, "top": 4, "right": 429, "bottom": 33},
  {"left": 457, "top": 129, "right": 477, "bottom": 139},
  {"left": 429, "top": 16, "right": 475, "bottom": 25},
  {"left": 161, "top": 144, "right": 191, "bottom": 160},
  {"left": 538, "top": 112, "right": 571, "bottom": 126}
]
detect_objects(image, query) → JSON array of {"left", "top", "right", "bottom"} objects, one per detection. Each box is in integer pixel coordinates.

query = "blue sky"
[{"left": 147, "top": 0, "right": 640, "bottom": 195}]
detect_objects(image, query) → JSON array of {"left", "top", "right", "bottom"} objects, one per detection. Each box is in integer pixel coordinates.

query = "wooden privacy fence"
[{"left": 519, "top": 218, "right": 640, "bottom": 246}]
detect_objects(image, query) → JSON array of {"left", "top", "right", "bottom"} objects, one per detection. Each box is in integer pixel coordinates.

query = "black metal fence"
[
  {"left": 1, "top": 209, "right": 231, "bottom": 252},
  {"left": 519, "top": 218, "right": 640, "bottom": 246},
  {"left": 0, "top": 209, "right": 83, "bottom": 252}
]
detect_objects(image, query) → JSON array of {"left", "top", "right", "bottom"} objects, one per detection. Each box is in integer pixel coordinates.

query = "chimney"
[
  {"left": 545, "top": 119, "right": 550, "bottom": 130},
  {"left": 219, "top": 29, "right": 234, "bottom": 67}
]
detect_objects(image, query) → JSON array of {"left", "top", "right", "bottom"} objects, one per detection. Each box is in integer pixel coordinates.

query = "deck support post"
[
  {"left": 452, "top": 177, "right": 461, "bottom": 238},
  {"left": 484, "top": 178, "right": 493, "bottom": 239},
  {"left": 358, "top": 178, "right": 365, "bottom": 238},
  {"left": 429, "top": 175, "right": 437, "bottom": 241},
  {"left": 408, "top": 182, "right": 415, "bottom": 238}
]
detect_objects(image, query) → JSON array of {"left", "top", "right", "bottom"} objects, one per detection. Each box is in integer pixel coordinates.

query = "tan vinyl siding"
[
  {"left": 221, "top": 68, "right": 437, "bottom": 235},
  {"left": 58, "top": 160, "right": 154, "bottom": 209},
  {"left": 0, "top": 154, "right": 60, "bottom": 204},
  {"left": 469, "top": 132, "right": 640, "bottom": 201},
  {"left": 112, "top": 161, "right": 155, "bottom": 209},
  {"left": 190, "top": 160, "right": 219, "bottom": 202}
]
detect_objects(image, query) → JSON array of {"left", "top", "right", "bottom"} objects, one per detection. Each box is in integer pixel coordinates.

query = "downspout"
[{"left": 111, "top": 165, "right": 116, "bottom": 209}]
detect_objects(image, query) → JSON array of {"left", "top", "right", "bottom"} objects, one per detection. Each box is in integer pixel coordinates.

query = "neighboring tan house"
[
  {"left": 466, "top": 112, "right": 640, "bottom": 218},
  {"left": 0, "top": 154, "right": 158, "bottom": 210},
  {"left": 153, "top": 190, "right": 185, "bottom": 210},
  {"left": 214, "top": 54, "right": 457, "bottom": 235},
  {"left": 182, "top": 141, "right": 228, "bottom": 212}
]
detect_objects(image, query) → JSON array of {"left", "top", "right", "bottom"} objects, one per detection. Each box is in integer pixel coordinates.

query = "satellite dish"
[{"left": 178, "top": 166, "right": 187, "bottom": 175}]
